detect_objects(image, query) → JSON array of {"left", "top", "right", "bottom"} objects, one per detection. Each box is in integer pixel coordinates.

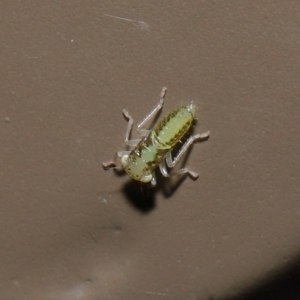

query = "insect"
[{"left": 102, "top": 87, "right": 210, "bottom": 186}]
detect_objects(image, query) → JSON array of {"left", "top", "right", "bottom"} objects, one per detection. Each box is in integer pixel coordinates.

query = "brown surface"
[{"left": 1, "top": 1, "right": 300, "bottom": 300}]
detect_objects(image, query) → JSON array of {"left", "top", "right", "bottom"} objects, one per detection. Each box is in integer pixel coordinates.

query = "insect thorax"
[{"left": 122, "top": 135, "right": 166, "bottom": 182}]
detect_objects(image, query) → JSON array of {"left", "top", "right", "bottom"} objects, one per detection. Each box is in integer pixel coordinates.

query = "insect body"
[{"left": 103, "top": 87, "right": 210, "bottom": 186}]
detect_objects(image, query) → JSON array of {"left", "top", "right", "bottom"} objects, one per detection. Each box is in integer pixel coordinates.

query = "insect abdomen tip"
[{"left": 186, "top": 102, "right": 197, "bottom": 115}]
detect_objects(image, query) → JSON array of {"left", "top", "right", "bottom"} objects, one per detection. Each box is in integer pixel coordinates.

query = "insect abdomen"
[{"left": 152, "top": 103, "right": 196, "bottom": 148}]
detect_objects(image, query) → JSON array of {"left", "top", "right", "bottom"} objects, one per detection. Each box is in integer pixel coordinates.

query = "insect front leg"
[
  {"left": 122, "top": 109, "right": 142, "bottom": 146},
  {"left": 164, "top": 131, "right": 210, "bottom": 179},
  {"left": 102, "top": 150, "right": 131, "bottom": 170}
]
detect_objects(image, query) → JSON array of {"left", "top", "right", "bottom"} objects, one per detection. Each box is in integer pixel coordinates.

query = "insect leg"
[
  {"left": 165, "top": 131, "right": 210, "bottom": 178},
  {"left": 122, "top": 109, "right": 142, "bottom": 146},
  {"left": 159, "top": 158, "right": 196, "bottom": 178},
  {"left": 150, "top": 172, "right": 157, "bottom": 186},
  {"left": 137, "top": 129, "right": 150, "bottom": 137},
  {"left": 159, "top": 160, "right": 169, "bottom": 177},
  {"left": 137, "top": 87, "right": 167, "bottom": 130},
  {"left": 102, "top": 151, "right": 131, "bottom": 169}
]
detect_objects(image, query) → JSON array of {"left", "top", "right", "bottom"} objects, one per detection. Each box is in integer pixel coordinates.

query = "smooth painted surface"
[{"left": 1, "top": 1, "right": 300, "bottom": 299}]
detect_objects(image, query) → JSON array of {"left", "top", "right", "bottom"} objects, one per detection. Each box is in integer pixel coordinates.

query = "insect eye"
[{"left": 121, "top": 154, "right": 129, "bottom": 167}]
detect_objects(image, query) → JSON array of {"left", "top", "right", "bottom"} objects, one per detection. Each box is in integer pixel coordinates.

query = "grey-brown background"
[{"left": 1, "top": 1, "right": 300, "bottom": 300}]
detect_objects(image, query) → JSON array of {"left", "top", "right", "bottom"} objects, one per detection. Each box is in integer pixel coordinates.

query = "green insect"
[{"left": 102, "top": 87, "right": 210, "bottom": 186}]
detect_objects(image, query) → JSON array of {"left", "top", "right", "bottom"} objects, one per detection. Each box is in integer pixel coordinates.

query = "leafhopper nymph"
[{"left": 103, "top": 87, "right": 210, "bottom": 186}]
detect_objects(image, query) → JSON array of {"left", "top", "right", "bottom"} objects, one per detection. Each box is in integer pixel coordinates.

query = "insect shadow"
[
  {"left": 121, "top": 122, "right": 208, "bottom": 213},
  {"left": 122, "top": 180, "right": 156, "bottom": 213}
]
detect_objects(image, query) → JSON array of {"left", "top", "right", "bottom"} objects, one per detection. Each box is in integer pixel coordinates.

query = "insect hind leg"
[
  {"left": 159, "top": 156, "right": 198, "bottom": 179},
  {"left": 164, "top": 131, "right": 210, "bottom": 179}
]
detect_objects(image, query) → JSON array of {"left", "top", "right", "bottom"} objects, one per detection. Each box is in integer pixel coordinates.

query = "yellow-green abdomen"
[{"left": 152, "top": 103, "right": 196, "bottom": 148}]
